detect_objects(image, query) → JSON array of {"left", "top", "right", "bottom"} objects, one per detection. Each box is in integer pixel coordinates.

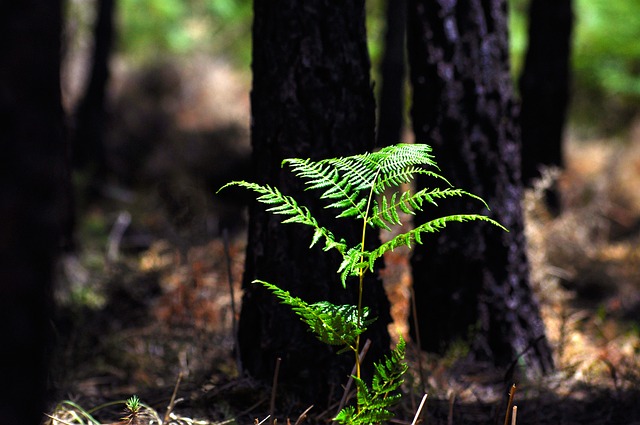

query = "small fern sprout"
[{"left": 218, "top": 143, "right": 505, "bottom": 423}]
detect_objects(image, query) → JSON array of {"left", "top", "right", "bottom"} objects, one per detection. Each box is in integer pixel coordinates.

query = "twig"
[
  {"left": 410, "top": 393, "right": 428, "bottom": 425},
  {"left": 256, "top": 415, "right": 271, "bottom": 425},
  {"left": 503, "top": 384, "right": 516, "bottom": 425},
  {"left": 106, "top": 210, "right": 131, "bottom": 263},
  {"left": 270, "top": 357, "right": 282, "bottom": 425},
  {"left": 293, "top": 405, "right": 314, "bottom": 425},
  {"left": 409, "top": 285, "right": 427, "bottom": 394},
  {"left": 163, "top": 371, "right": 183, "bottom": 424},
  {"left": 332, "top": 339, "right": 372, "bottom": 423},
  {"left": 511, "top": 406, "right": 518, "bottom": 425},
  {"left": 223, "top": 228, "right": 242, "bottom": 375},
  {"left": 447, "top": 391, "right": 455, "bottom": 425}
]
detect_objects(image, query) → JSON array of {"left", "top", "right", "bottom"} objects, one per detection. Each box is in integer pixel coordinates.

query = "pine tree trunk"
[
  {"left": 239, "top": 0, "right": 391, "bottom": 405},
  {"left": 407, "top": 0, "right": 554, "bottom": 377},
  {"left": 0, "top": 1, "right": 67, "bottom": 422},
  {"left": 376, "top": 0, "right": 407, "bottom": 148},
  {"left": 519, "top": 0, "right": 573, "bottom": 186}
]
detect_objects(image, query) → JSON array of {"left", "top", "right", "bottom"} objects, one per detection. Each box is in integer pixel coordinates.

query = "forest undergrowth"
[
  {"left": 46, "top": 128, "right": 640, "bottom": 425},
  {"left": 46, "top": 58, "right": 640, "bottom": 425}
]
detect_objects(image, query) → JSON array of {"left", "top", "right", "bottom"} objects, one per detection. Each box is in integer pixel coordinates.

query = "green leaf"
[{"left": 257, "top": 281, "right": 371, "bottom": 351}]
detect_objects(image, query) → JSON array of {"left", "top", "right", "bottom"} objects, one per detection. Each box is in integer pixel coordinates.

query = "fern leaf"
[
  {"left": 373, "top": 143, "right": 437, "bottom": 175},
  {"left": 334, "top": 338, "right": 408, "bottom": 425},
  {"left": 333, "top": 406, "right": 355, "bottom": 425},
  {"left": 284, "top": 158, "right": 338, "bottom": 191},
  {"left": 218, "top": 180, "right": 349, "bottom": 257},
  {"left": 371, "top": 337, "right": 407, "bottom": 393},
  {"left": 319, "top": 155, "right": 379, "bottom": 193},
  {"left": 280, "top": 144, "right": 446, "bottom": 224},
  {"left": 368, "top": 214, "right": 507, "bottom": 264},
  {"left": 337, "top": 247, "right": 373, "bottom": 287},
  {"left": 257, "top": 280, "right": 371, "bottom": 351},
  {"left": 284, "top": 157, "right": 369, "bottom": 219},
  {"left": 368, "top": 187, "right": 492, "bottom": 230}
]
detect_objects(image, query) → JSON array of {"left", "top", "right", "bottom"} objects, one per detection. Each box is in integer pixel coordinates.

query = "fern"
[
  {"left": 334, "top": 338, "right": 408, "bottom": 425},
  {"left": 218, "top": 143, "right": 506, "bottom": 423},
  {"left": 220, "top": 144, "right": 505, "bottom": 287},
  {"left": 258, "top": 280, "right": 373, "bottom": 352}
]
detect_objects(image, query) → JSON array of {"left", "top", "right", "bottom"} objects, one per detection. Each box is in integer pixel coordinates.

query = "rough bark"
[
  {"left": 239, "top": 0, "right": 391, "bottom": 405},
  {"left": 519, "top": 0, "right": 573, "bottom": 187},
  {"left": 376, "top": 0, "right": 407, "bottom": 148},
  {"left": 0, "top": 1, "right": 66, "bottom": 422},
  {"left": 407, "top": 0, "right": 554, "bottom": 377}
]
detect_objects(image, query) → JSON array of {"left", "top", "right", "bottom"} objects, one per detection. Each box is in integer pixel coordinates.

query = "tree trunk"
[
  {"left": 0, "top": 1, "right": 67, "bottom": 422},
  {"left": 239, "top": 0, "right": 391, "bottom": 405},
  {"left": 407, "top": 0, "right": 554, "bottom": 377},
  {"left": 73, "top": 0, "right": 116, "bottom": 192},
  {"left": 376, "top": 0, "right": 407, "bottom": 148},
  {"left": 519, "top": 0, "right": 573, "bottom": 187}
]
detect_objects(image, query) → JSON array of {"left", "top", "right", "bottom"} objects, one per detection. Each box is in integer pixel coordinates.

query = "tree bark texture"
[
  {"left": 519, "top": 0, "right": 573, "bottom": 186},
  {"left": 0, "top": 1, "right": 67, "bottom": 422},
  {"left": 407, "top": 0, "right": 554, "bottom": 376},
  {"left": 376, "top": 0, "right": 407, "bottom": 148},
  {"left": 239, "top": 0, "right": 391, "bottom": 405}
]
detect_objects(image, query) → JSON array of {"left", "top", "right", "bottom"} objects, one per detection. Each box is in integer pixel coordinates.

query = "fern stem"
[
  {"left": 354, "top": 168, "right": 381, "bottom": 413},
  {"left": 355, "top": 274, "right": 363, "bottom": 380}
]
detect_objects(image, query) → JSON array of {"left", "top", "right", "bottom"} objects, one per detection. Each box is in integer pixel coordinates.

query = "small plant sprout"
[
  {"left": 219, "top": 143, "right": 505, "bottom": 424},
  {"left": 122, "top": 395, "right": 141, "bottom": 425}
]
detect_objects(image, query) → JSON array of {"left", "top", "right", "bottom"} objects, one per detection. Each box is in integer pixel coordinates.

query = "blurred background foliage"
[
  {"left": 510, "top": 0, "right": 640, "bottom": 133},
  {"left": 65, "top": 0, "right": 640, "bottom": 133}
]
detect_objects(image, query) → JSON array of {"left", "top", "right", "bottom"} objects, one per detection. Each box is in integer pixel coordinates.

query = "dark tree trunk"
[
  {"left": 0, "top": 1, "right": 67, "bottom": 422},
  {"left": 72, "top": 0, "right": 115, "bottom": 191},
  {"left": 376, "top": 0, "right": 407, "bottom": 148},
  {"left": 238, "top": 0, "right": 391, "bottom": 406},
  {"left": 407, "top": 0, "right": 554, "bottom": 377},
  {"left": 519, "top": 0, "right": 573, "bottom": 187}
]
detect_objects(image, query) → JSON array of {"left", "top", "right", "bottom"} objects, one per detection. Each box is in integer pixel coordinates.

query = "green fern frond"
[
  {"left": 368, "top": 187, "right": 490, "bottom": 230},
  {"left": 371, "top": 337, "right": 407, "bottom": 394},
  {"left": 334, "top": 338, "right": 407, "bottom": 425},
  {"left": 337, "top": 246, "right": 375, "bottom": 287},
  {"left": 257, "top": 280, "right": 371, "bottom": 351},
  {"left": 373, "top": 167, "right": 449, "bottom": 194},
  {"left": 220, "top": 144, "right": 507, "bottom": 425},
  {"left": 370, "top": 214, "right": 507, "bottom": 260},
  {"left": 338, "top": 214, "right": 506, "bottom": 286},
  {"left": 370, "top": 143, "right": 437, "bottom": 178},
  {"left": 217, "top": 181, "right": 348, "bottom": 254},
  {"left": 282, "top": 144, "right": 441, "bottom": 220},
  {"left": 317, "top": 155, "right": 379, "bottom": 193}
]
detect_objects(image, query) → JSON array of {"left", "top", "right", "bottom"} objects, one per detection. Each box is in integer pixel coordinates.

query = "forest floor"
[{"left": 46, "top": 57, "right": 640, "bottom": 425}]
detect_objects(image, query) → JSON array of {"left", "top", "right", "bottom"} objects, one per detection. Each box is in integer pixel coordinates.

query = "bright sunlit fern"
[
  {"left": 219, "top": 143, "right": 505, "bottom": 287},
  {"left": 218, "top": 143, "right": 506, "bottom": 423}
]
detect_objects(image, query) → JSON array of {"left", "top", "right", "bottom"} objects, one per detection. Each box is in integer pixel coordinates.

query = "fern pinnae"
[
  {"left": 334, "top": 338, "right": 407, "bottom": 425},
  {"left": 257, "top": 280, "right": 375, "bottom": 352},
  {"left": 283, "top": 158, "right": 337, "bottom": 192},
  {"left": 285, "top": 157, "right": 369, "bottom": 219},
  {"left": 374, "top": 143, "right": 438, "bottom": 175},
  {"left": 373, "top": 168, "right": 450, "bottom": 194},
  {"left": 219, "top": 181, "right": 354, "bottom": 260},
  {"left": 370, "top": 213, "right": 507, "bottom": 260},
  {"left": 321, "top": 155, "right": 378, "bottom": 193}
]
